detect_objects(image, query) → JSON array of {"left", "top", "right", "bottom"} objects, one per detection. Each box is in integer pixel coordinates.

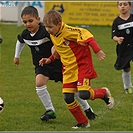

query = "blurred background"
[
  {"left": 0, "top": 1, "right": 133, "bottom": 27},
  {"left": 0, "top": 1, "right": 133, "bottom": 131}
]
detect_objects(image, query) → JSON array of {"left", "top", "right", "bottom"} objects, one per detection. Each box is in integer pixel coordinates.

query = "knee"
[
  {"left": 78, "top": 90, "right": 90, "bottom": 100},
  {"left": 124, "top": 68, "right": 130, "bottom": 72},
  {"left": 64, "top": 93, "right": 74, "bottom": 104},
  {"left": 36, "top": 82, "right": 45, "bottom": 87}
]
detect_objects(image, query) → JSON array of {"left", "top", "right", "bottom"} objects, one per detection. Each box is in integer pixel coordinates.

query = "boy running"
[
  {"left": 14, "top": 6, "right": 97, "bottom": 122},
  {"left": 112, "top": 1, "right": 133, "bottom": 94},
  {"left": 40, "top": 10, "right": 114, "bottom": 128}
]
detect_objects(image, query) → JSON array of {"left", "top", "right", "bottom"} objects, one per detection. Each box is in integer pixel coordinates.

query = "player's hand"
[
  {"left": 14, "top": 57, "right": 20, "bottom": 66},
  {"left": 117, "top": 37, "right": 124, "bottom": 44},
  {"left": 96, "top": 50, "right": 106, "bottom": 60},
  {"left": 39, "top": 58, "right": 51, "bottom": 66}
]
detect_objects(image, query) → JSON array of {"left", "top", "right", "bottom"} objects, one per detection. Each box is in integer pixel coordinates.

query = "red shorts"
[{"left": 62, "top": 78, "right": 91, "bottom": 93}]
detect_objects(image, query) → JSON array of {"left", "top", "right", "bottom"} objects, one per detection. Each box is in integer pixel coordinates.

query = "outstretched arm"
[
  {"left": 39, "top": 46, "right": 60, "bottom": 66},
  {"left": 14, "top": 40, "right": 25, "bottom": 66},
  {"left": 39, "top": 57, "right": 51, "bottom": 66}
]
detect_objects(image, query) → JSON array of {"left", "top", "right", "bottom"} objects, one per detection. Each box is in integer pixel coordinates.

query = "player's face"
[
  {"left": 22, "top": 14, "right": 40, "bottom": 33},
  {"left": 118, "top": 2, "right": 131, "bottom": 14},
  {"left": 44, "top": 22, "right": 62, "bottom": 36}
]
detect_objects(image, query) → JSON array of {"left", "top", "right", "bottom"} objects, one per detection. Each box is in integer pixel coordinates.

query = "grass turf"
[{"left": 0, "top": 24, "right": 132, "bottom": 131}]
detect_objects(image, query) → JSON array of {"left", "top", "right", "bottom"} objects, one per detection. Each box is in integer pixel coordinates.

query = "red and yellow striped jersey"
[{"left": 50, "top": 22, "right": 99, "bottom": 84}]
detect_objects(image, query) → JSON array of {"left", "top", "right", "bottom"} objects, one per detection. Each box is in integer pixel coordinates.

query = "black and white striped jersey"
[
  {"left": 112, "top": 14, "right": 133, "bottom": 70},
  {"left": 17, "top": 24, "right": 55, "bottom": 66},
  {"left": 112, "top": 14, "right": 133, "bottom": 47}
]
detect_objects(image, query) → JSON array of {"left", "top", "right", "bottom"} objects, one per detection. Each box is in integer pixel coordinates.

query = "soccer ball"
[{"left": 0, "top": 97, "right": 4, "bottom": 113}]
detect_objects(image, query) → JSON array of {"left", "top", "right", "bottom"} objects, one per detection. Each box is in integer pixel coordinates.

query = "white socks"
[
  {"left": 36, "top": 85, "right": 55, "bottom": 111},
  {"left": 36, "top": 85, "right": 94, "bottom": 113},
  {"left": 122, "top": 70, "right": 132, "bottom": 90},
  {"left": 75, "top": 92, "right": 94, "bottom": 112}
]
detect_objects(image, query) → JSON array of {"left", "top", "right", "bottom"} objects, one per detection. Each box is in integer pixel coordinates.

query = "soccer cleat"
[
  {"left": 84, "top": 108, "right": 97, "bottom": 120},
  {"left": 128, "top": 88, "right": 133, "bottom": 94},
  {"left": 72, "top": 123, "right": 90, "bottom": 129},
  {"left": 40, "top": 110, "right": 56, "bottom": 121},
  {"left": 103, "top": 87, "right": 114, "bottom": 109}
]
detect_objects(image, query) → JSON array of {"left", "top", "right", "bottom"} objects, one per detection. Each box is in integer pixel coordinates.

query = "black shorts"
[
  {"left": 122, "top": 62, "right": 130, "bottom": 70},
  {"left": 114, "top": 56, "right": 131, "bottom": 70},
  {"left": 115, "top": 44, "right": 132, "bottom": 70},
  {"left": 35, "top": 61, "right": 62, "bottom": 82}
]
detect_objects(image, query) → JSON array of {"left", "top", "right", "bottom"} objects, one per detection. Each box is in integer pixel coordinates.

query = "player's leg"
[
  {"left": 63, "top": 82, "right": 90, "bottom": 129},
  {"left": 122, "top": 63, "right": 133, "bottom": 94},
  {"left": 74, "top": 92, "right": 97, "bottom": 120},
  {"left": 77, "top": 78, "right": 114, "bottom": 109},
  {"left": 36, "top": 74, "right": 56, "bottom": 121}
]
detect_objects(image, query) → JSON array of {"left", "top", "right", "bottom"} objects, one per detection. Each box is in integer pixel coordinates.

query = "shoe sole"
[
  {"left": 107, "top": 97, "right": 114, "bottom": 109},
  {"left": 41, "top": 115, "right": 56, "bottom": 121},
  {"left": 103, "top": 87, "right": 115, "bottom": 109},
  {"left": 72, "top": 123, "right": 90, "bottom": 129}
]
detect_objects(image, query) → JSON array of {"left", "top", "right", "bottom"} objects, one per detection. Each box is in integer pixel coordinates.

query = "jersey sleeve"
[
  {"left": 77, "top": 28, "right": 94, "bottom": 44},
  {"left": 17, "top": 34, "right": 25, "bottom": 43},
  {"left": 14, "top": 40, "right": 25, "bottom": 58},
  {"left": 112, "top": 19, "right": 118, "bottom": 39},
  {"left": 64, "top": 25, "right": 93, "bottom": 44},
  {"left": 85, "top": 37, "right": 101, "bottom": 53}
]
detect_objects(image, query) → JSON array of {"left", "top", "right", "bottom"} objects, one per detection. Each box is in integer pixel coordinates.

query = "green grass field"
[{"left": 0, "top": 24, "right": 132, "bottom": 131}]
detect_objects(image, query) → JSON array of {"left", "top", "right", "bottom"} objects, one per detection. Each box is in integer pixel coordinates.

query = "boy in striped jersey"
[
  {"left": 14, "top": 6, "right": 97, "bottom": 122},
  {"left": 40, "top": 10, "right": 114, "bottom": 128},
  {"left": 112, "top": 1, "right": 133, "bottom": 94}
]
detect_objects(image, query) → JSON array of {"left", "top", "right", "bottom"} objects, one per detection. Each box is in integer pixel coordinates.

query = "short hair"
[
  {"left": 43, "top": 10, "right": 62, "bottom": 25},
  {"left": 21, "top": 6, "right": 39, "bottom": 18}
]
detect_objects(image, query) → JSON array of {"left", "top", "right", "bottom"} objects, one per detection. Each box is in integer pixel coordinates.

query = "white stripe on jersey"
[
  {"left": 23, "top": 37, "right": 50, "bottom": 46},
  {"left": 118, "top": 22, "right": 133, "bottom": 30}
]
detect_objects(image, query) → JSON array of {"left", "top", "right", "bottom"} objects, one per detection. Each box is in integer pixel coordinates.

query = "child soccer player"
[
  {"left": 40, "top": 10, "right": 114, "bottom": 128},
  {"left": 112, "top": 1, "right": 133, "bottom": 94},
  {"left": 14, "top": 6, "right": 97, "bottom": 122}
]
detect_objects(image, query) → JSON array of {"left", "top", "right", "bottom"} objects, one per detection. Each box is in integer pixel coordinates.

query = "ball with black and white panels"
[{"left": 0, "top": 97, "right": 4, "bottom": 113}]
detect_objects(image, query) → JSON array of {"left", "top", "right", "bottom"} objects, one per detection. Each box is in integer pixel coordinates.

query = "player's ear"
[
  {"left": 37, "top": 17, "right": 41, "bottom": 22},
  {"left": 58, "top": 22, "right": 62, "bottom": 27}
]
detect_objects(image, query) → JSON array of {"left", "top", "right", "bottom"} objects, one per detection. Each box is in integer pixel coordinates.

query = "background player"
[{"left": 112, "top": 1, "right": 133, "bottom": 94}]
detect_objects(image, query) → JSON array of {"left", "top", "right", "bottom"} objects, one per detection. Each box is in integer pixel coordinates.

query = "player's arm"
[
  {"left": 39, "top": 46, "right": 60, "bottom": 66},
  {"left": 39, "top": 55, "right": 55, "bottom": 66},
  {"left": 14, "top": 40, "right": 25, "bottom": 66},
  {"left": 112, "top": 36, "right": 124, "bottom": 45},
  {"left": 51, "top": 46, "right": 60, "bottom": 59},
  {"left": 111, "top": 20, "right": 124, "bottom": 45},
  {"left": 86, "top": 37, "right": 105, "bottom": 60}
]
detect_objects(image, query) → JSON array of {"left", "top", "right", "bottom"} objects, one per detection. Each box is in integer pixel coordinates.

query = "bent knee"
[
  {"left": 78, "top": 90, "right": 90, "bottom": 100},
  {"left": 64, "top": 93, "right": 74, "bottom": 104}
]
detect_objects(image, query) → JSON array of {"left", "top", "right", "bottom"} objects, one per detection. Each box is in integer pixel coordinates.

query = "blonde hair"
[{"left": 43, "top": 10, "right": 62, "bottom": 25}]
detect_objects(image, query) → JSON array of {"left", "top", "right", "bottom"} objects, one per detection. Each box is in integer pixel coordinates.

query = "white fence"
[{"left": 0, "top": 1, "right": 44, "bottom": 25}]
